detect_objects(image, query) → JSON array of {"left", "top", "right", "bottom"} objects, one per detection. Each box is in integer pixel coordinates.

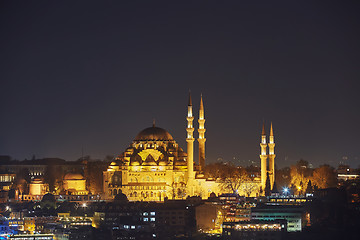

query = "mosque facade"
[{"left": 103, "top": 93, "right": 275, "bottom": 201}]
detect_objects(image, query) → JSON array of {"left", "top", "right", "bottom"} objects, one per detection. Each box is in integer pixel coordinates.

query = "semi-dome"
[{"left": 134, "top": 126, "right": 174, "bottom": 141}]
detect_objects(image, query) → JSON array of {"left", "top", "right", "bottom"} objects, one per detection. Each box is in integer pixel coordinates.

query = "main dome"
[{"left": 134, "top": 126, "right": 174, "bottom": 141}]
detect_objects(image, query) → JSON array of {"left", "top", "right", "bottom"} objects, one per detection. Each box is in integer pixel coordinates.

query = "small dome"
[
  {"left": 130, "top": 155, "right": 142, "bottom": 166},
  {"left": 42, "top": 193, "right": 55, "bottom": 203},
  {"left": 114, "top": 190, "right": 128, "bottom": 204},
  {"left": 64, "top": 173, "right": 84, "bottom": 180},
  {"left": 134, "top": 126, "right": 173, "bottom": 141}
]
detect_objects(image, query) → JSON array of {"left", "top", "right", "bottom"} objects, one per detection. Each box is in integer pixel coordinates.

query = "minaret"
[
  {"left": 198, "top": 94, "right": 206, "bottom": 171},
  {"left": 260, "top": 122, "right": 268, "bottom": 192},
  {"left": 186, "top": 91, "right": 195, "bottom": 186},
  {"left": 268, "top": 122, "right": 276, "bottom": 189}
]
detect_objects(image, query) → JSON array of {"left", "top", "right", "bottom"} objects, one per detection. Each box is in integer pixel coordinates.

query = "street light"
[{"left": 282, "top": 187, "right": 289, "bottom": 196}]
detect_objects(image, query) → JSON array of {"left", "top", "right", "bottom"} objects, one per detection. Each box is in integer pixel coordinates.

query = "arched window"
[{"left": 113, "top": 189, "right": 118, "bottom": 196}]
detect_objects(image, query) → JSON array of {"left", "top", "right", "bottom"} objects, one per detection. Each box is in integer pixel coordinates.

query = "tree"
[
  {"left": 290, "top": 159, "right": 313, "bottom": 193},
  {"left": 220, "top": 167, "right": 249, "bottom": 194},
  {"left": 305, "top": 180, "right": 313, "bottom": 194},
  {"left": 312, "top": 165, "right": 337, "bottom": 189},
  {"left": 240, "top": 182, "right": 258, "bottom": 197},
  {"left": 44, "top": 165, "right": 63, "bottom": 193},
  {"left": 17, "top": 168, "right": 31, "bottom": 183},
  {"left": 86, "top": 160, "right": 108, "bottom": 194},
  {"left": 15, "top": 168, "right": 30, "bottom": 195},
  {"left": 204, "top": 162, "right": 235, "bottom": 179},
  {"left": 276, "top": 167, "right": 291, "bottom": 188},
  {"left": 296, "top": 159, "right": 309, "bottom": 169}
]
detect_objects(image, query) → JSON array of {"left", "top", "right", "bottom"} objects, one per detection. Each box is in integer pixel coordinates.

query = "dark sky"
[{"left": 1, "top": 1, "right": 359, "bottom": 168}]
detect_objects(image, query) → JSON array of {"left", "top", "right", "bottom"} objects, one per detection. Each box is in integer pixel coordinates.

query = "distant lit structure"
[
  {"left": 29, "top": 178, "right": 48, "bottom": 196},
  {"left": 267, "top": 196, "right": 311, "bottom": 206},
  {"left": 0, "top": 173, "right": 16, "bottom": 191},
  {"left": 103, "top": 93, "right": 275, "bottom": 201},
  {"left": 222, "top": 220, "right": 286, "bottom": 240},
  {"left": 9, "top": 234, "right": 54, "bottom": 240},
  {"left": 62, "top": 173, "right": 88, "bottom": 195},
  {"left": 337, "top": 165, "right": 359, "bottom": 182},
  {"left": 57, "top": 213, "right": 93, "bottom": 229}
]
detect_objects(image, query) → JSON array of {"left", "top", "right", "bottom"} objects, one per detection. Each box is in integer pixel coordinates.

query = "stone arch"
[
  {"left": 111, "top": 172, "right": 122, "bottom": 185},
  {"left": 130, "top": 177, "right": 138, "bottom": 183},
  {"left": 142, "top": 175, "right": 153, "bottom": 182}
]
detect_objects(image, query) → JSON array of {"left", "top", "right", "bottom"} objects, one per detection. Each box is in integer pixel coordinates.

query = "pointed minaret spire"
[
  {"left": 262, "top": 121, "right": 266, "bottom": 136},
  {"left": 270, "top": 122, "right": 274, "bottom": 137},
  {"left": 188, "top": 90, "right": 192, "bottom": 106},
  {"left": 198, "top": 93, "right": 206, "bottom": 171}
]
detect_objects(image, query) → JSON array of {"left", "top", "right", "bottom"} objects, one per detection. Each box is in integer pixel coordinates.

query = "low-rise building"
[
  {"left": 251, "top": 206, "right": 303, "bottom": 232},
  {"left": 222, "top": 220, "right": 287, "bottom": 240}
]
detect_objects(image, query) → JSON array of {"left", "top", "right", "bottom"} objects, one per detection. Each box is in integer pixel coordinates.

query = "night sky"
[{"left": 1, "top": 1, "right": 359, "bottom": 168}]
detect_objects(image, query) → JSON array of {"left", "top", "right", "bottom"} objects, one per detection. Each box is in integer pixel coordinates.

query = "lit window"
[
  {"left": 150, "top": 212, "right": 155, "bottom": 216},
  {"left": 150, "top": 218, "right": 155, "bottom": 221},
  {"left": 144, "top": 218, "right": 148, "bottom": 221}
]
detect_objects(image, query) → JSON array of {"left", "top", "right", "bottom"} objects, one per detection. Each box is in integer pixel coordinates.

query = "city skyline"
[{"left": 1, "top": 1, "right": 360, "bottom": 168}]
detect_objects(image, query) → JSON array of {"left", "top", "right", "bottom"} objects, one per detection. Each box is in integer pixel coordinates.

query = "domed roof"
[
  {"left": 31, "top": 178, "right": 43, "bottom": 183},
  {"left": 64, "top": 173, "right": 84, "bottom": 180},
  {"left": 130, "top": 154, "right": 142, "bottom": 166},
  {"left": 134, "top": 126, "right": 174, "bottom": 141},
  {"left": 41, "top": 193, "right": 55, "bottom": 203}
]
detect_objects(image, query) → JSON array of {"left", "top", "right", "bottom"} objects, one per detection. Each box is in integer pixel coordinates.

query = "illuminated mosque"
[{"left": 103, "top": 93, "right": 276, "bottom": 201}]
